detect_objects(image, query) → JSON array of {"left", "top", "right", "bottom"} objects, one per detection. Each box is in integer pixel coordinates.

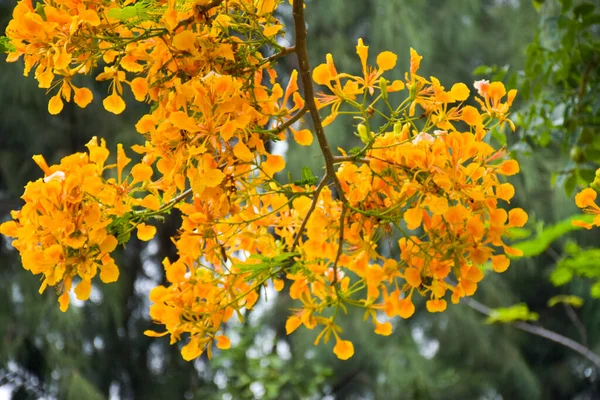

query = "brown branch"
[
  {"left": 332, "top": 155, "right": 370, "bottom": 164},
  {"left": 292, "top": 0, "right": 347, "bottom": 205},
  {"left": 174, "top": 0, "right": 226, "bottom": 30},
  {"left": 463, "top": 297, "right": 600, "bottom": 369},
  {"left": 198, "top": 0, "right": 225, "bottom": 12},
  {"left": 169, "top": 187, "right": 193, "bottom": 204},
  {"left": 272, "top": 105, "right": 308, "bottom": 134},
  {"left": 264, "top": 46, "right": 296, "bottom": 64},
  {"left": 133, "top": 187, "right": 192, "bottom": 217}
]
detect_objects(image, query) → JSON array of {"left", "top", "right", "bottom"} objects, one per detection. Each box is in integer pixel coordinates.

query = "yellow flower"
[
  {"left": 137, "top": 223, "right": 157, "bottom": 241},
  {"left": 103, "top": 92, "right": 126, "bottom": 114},
  {"left": 285, "top": 316, "right": 302, "bottom": 334},
  {"left": 216, "top": 335, "right": 231, "bottom": 350},
  {"left": 426, "top": 299, "right": 447, "bottom": 313},
  {"left": 333, "top": 339, "right": 354, "bottom": 360}
]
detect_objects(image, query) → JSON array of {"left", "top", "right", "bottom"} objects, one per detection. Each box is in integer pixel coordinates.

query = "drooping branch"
[{"left": 463, "top": 297, "right": 600, "bottom": 369}]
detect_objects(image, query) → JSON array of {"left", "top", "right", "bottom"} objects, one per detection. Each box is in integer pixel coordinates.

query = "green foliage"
[
  {"left": 486, "top": 304, "right": 540, "bottom": 324},
  {"left": 289, "top": 166, "right": 318, "bottom": 186},
  {"left": 236, "top": 252, "right": 297, "bottom": 282},
  {"left": 547, "top": 294, "right": 584, "bottom": 307},
  {"left": 551, "top": 243, "right": 600, "bottom": 297},
  {"left": 512, "top": 214, "right": 593, "bottom": 257},
  {"left": 206, "top": 323, "right": 332, "bottom": 399},
  {"left": 0, "top": 36, "right": 14, "bottom": 53},
  {"left": 519, "top": 0, "right": 600, "bottom": 192},
  {"left": 107, "top": 1, "right": 152, "bottom": 22},
  {"left": 64, "top": 371, "right": 105, "bottom": 400}
]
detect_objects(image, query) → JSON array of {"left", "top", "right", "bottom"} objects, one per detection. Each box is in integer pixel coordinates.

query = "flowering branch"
[{"left": 292, "top": 0, "right": 348, "bottom": 205}]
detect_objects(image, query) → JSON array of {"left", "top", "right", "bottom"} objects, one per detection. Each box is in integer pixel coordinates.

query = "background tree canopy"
[{"left": 0, "top": 0, "right": 599, "bottom": 399}]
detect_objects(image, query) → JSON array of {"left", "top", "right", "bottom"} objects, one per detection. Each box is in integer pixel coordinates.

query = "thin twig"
[
  {"left": 198, "top": 0, "right": 225, "bottom": 12},
  {"left": 332, "top": 155, "right": 370, "bottom": 164},
  {"left": 290, "top": 176, "right": 329, "bottom": 251},
  {"left": 563, "top": 303, "right": 588, "bottom": 347},
  {"left": 292, "top": 0, "right": 347, "bottom": 205},
  {"left": 272, "top": 105, "right": 308, "bottom": 134},
  {"left": 170, "top": 187, "right": 193, "bottom": 204},
  {"left": 264, "top": 46, "right": 296, "bottom": 64},
  {"left": 462, "top": 297, "right": 600, "bottom": 369},
  {"left": 332, "top": 204, "right": 347, "bottom": 286},
  {"left": 134, "top": 187, "right": 193, "bottom": 216},
  {"left": 174, "top": 0, "right": 226, "bottom": 30}
]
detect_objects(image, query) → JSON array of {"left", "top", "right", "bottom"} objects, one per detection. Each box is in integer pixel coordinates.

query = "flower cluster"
[
  {"left": 0, "top": 138, "right": 144, "bottom": 311},
  {"left": 1, "top": 0, "right": 526, "bottom": 361},
  {"left": 275, "top": 43, "right": 526, "bottom": 359}
]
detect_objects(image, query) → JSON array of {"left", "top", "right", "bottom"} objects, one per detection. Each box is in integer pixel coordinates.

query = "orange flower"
[
  {"left": 216, "top": 335, "right": 231, "bottom": 350},
  {"left": 508, "top": 208, "right": 528, "bottom": 227},
  {"left": 103, "top": 92, "right": 126, "bottom": 114},
  {"left": 575, "top": 188, "right": 598, "bottom": 208},
  {"left": 374, "top": 320, "right": 393, "bottom": 336},
  {"left": 426, "top": 299, "right": 447, "bottom": 313},
  {"left": 333, "top": 339, "right": 354, "bottom": 360},
  {"left": 137, "top": 223, "right": 157, "bottom": 241}
]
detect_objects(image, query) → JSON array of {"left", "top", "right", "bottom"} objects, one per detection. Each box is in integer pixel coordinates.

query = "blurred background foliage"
[{"left": 1, "top": 0, "right": 599, "bottom": 399}]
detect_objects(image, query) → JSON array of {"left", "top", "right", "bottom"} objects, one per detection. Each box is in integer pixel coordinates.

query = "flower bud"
[
  {"left": 379, "top": 77, "right": 388, "bottom": 101},
  {"left": 357, "top": 123, "right": 371, "bottom": 144}
]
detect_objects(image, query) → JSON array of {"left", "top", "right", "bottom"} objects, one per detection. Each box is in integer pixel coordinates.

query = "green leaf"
[
  {"left": 473, "top": 65, "right": 492, "bottom": 76},
  {"left": 550, "top": 266, "right": 574, "bottom": 286},
  {"left": 505, "top": 227, "right": 532, "bottom": 240},
  {"left": 512, "top": 214, "right": 594, "bottom": 257},
  {"left": 491, "top": 126, "right": 507, "bottom": 146},
  {"left": 349, "top": 147, "right": 362, "bottom": 156},
  {"left": 591, "top": 281, "right": 600, "bottom": 298},
  {"left": 293, "top": 166, "right": 318, "bottom": 186},
  {"left": 560, "top": 0, "right": 573, "bottom": 11},
  {"left": 547, "top": 294, "right": 584, "bottom": 308},
  {"left": 564, "top": 172, "right": 577, "bottom": 196},
  {"left": 107, "top": 1, "right": 151, "bottom": 21},
  {"left": 65, "top": 371, "right": 105, "bottom": 400},
  {"left": 573, "top": 2, "right": 595, "bottom": 17},
  {"left": 0, "top": 36, "right": 15, "bottom": 53},
  {"left": 486, "top": 303, "right": 539, "bottom": 324}
]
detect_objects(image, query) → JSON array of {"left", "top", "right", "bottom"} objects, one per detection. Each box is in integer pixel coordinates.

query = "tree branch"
[
  {"left": 264, "top": 46, "right": 296, "bottom": 64},
  {"left": 198, "top": 0, "right": 225, "bottom": 12},
  {"left": 462, "top": 297, "right": 600, "bottom": 369},
  {"left": 332, "top": 155, "right": 370, "bottom": 164},
  {"left": 272, "top": 105, "right": 308, "bottom": 134},
  {"left": 290, "top": 175, "right": 329, "bottom": 251},
  {"left": 292, "top": 0, "right": 347, "bottom": 204}
]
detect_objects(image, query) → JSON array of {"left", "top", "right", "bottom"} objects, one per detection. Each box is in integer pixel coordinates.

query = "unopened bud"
[
  {"left": 379, "top": 77, "right": 388, "bottom": 100},
  {"left": 357, "top": 123, "right": 371, "bottom": 144},
  {"left": 409, "top": 83, "right": 417, "bottom": 101}
]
